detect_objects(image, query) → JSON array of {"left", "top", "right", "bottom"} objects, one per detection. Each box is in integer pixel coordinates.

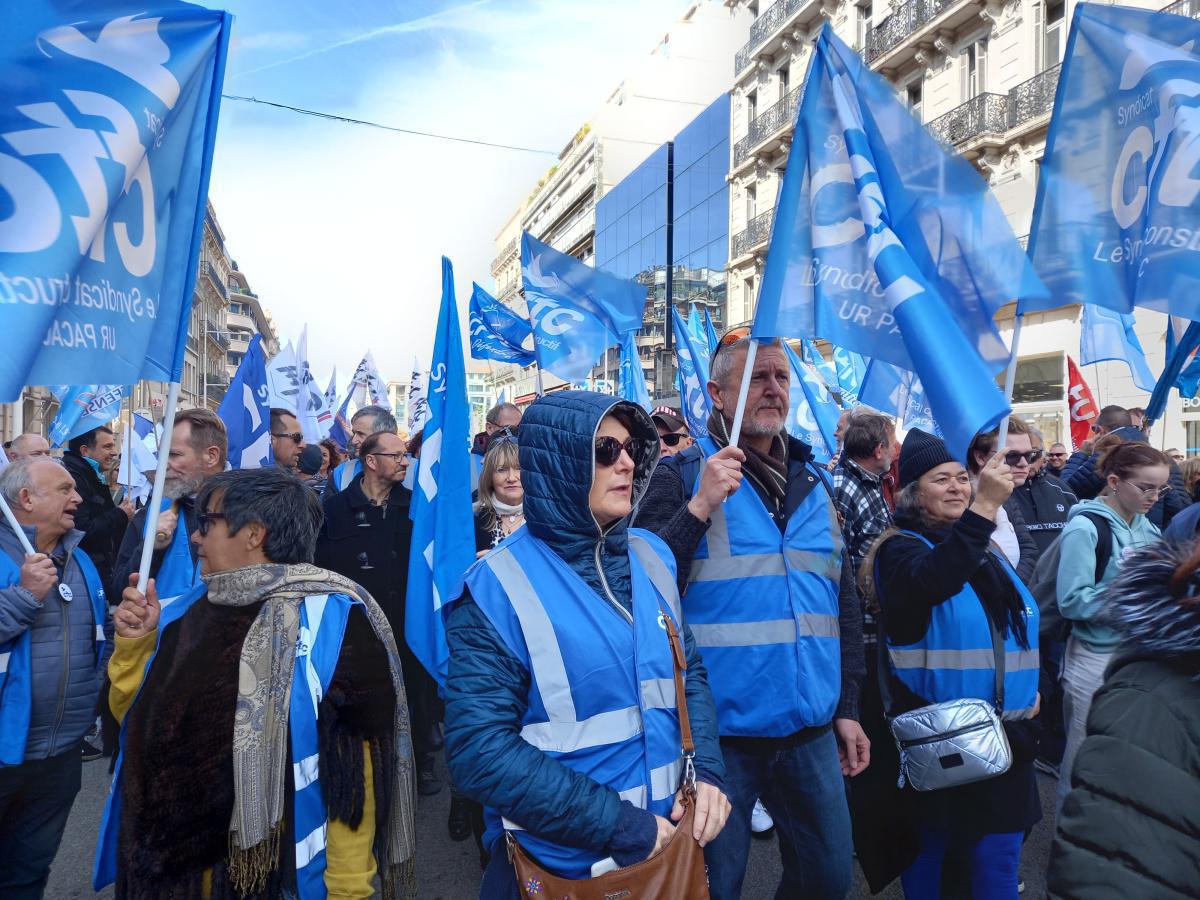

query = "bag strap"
[
  {"left": 986, "top": 607, "right": 1006, "bottom": 715},
  {"left": 659, "top": 603, "right": 696, "bottom": 789},
  {"left": 1078, "top": 511, "right": 1114, "bottom": 584}
]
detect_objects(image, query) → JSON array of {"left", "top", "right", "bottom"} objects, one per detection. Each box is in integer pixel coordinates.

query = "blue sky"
[{"left": 206, "top": 0, "right": 687, "bottom": 383}]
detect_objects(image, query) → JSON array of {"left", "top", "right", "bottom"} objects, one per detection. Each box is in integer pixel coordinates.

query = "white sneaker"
[{"left": 750, "top": 799, "right": 774, "bottom": 834}]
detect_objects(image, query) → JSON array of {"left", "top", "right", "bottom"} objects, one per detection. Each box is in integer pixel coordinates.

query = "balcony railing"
[
  {"left": 1007, "top": 64, "right": 1060, "bottom": 129},
  {"left": 927, "top": 92, "right": 1009, "bottom": 147},
  {"left": 1164, "top": 0, "right": 1200, "bottom": 17},
  {"left": 865, "top": 0, "right": 958, "bottom": 63},
  {"left": 733, "top": 84, "right": 803, "bottom": 167},
  {"left": 734, "top": 0, "right": 806, "bottom": 74},
  {"left": 205, "top": 318, "right": 230, "bottom": 351},
  {"left": 731, "top": 208, "right": 775, "bottom": 259},
  {"left": 201, "top": 261, "right": 228, "bottom": 300},
  {"left": 491, "top": 236, "right": 518, "bottom": 274}
]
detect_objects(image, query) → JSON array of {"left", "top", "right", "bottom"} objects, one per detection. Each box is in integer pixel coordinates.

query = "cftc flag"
[
  {"left": 48, "top": 384, "right": 124, "bottom": 448},
  {"left": 617, "top": 330, "right": 651, "bottom": 410},
  {"left": 832, "top": 345, "right": 867, "bottom": 404},
  {"left": 783, "top": 343, "right": 839, "bottom": 461},
  {"left": 1079, "top": 304, "right": 1156, "bottom": 393},
  {"left": 406, "top": 257, "right": 475, "bottom": 684},
  {"left": 754, "top": 25, "right": 1041, "bottom": 460},
  {"left": 521, "top": 232, "right": 645, "bottom": 382},
  {"left": 217, "top": 334, "right": 273, "bottom": 469},
  {"left": 0, "top": 3, "right": 232, "bottom": 400},
  {"left": 670, "top": 306, "right": 712, "bottom": 439},
  {"left": 1026, "top": 4, "right": 1200, "bottom": 320},
  {"left": 468, "top": 283, "right": 535, "bottom": 365},
  {"left": 859, "top": 359, "right": 940, "bottom": 436}
]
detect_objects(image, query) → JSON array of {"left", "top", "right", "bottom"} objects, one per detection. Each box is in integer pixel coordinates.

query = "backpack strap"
[{"left": 1078, "top": 511, "right": 1114, "bottom": 583}]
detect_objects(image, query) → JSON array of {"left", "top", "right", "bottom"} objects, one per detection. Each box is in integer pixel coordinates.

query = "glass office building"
[{"left": 594, "top": 93, "right": 730, "bottom": 395}]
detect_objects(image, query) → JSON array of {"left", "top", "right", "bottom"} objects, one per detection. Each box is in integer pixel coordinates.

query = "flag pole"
[
  {"left": 727, "top": 339, "right": 759, "bottom": 451},
  {"left": 996, "top": 314, "right": 1024, "bottom": 451},
  {"left": 0, "top": 495, "right": 36, "bottom": 556},
  {"left": 135, "top": 380, "right": 181, "bottom": 588}
]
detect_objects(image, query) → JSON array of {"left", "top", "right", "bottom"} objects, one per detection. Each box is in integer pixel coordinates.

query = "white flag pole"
[
  {"left": 135, "top": 380, "right": 181, "bottom": 588},
  {"left": 996, "top": 313, "right": 1024, "bottom": 452},
  {"left": 727, "top": 339, "right": 759, "bottom": 451},
  {"left": 0, "top": 495, "right": 36, "bottom": 556}
]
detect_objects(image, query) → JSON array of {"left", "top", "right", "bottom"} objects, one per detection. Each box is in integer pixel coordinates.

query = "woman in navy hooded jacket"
[{"left": 444, "top": 392, "right": 730, "bottom": 897}]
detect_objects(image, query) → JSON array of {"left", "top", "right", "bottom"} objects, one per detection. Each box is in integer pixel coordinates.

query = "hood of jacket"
[
  {"left": 518, "top": 391, "right": 660, "bottom": 608},
  {"left": 1067, "top": 497, "right": 1159, "bottom": 543},
  {"left": 1102, "top": 538, "right": 1200, "bottom": 659}
]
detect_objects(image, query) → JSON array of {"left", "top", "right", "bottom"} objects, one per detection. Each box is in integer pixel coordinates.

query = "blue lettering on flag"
[
  {"left": 468, "top": 283, "right": 535, "bottom": 365},
  {"left": 0, "top": 3, "right": 232, "bottom": 399},
  {"left": 670, "top": 306, "right": 711, "bottom": 439},
  {"left": 48, "top": 384, "right": 124, "bottom": 448},
  {"left": 783, "top": 342, "right": 839, "bottom": 461}
]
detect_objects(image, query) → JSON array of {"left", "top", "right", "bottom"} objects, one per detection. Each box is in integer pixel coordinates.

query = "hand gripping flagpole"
[
  {"left": 996, "top": 314, "right": 1024, "bottom": 452},
  {"left": 135, "top": 380, "right": 181, "bottom": 590}
]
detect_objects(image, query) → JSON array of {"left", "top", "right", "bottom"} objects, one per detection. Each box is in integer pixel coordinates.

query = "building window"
[
  {"left": 747, "top": 89, "right": 757, "bottom": 125},
  {"left": 746, "top": 183, "right": 757, "bottom": 223},
  {"left": 1004, "top": 353, "right": 1064, "bottom": 404},
  {"left": 906, "top": 81, "right": 923, "bottom": 120},
  {"left": 778, "top": 64, "right": 790, "bottom": 100},
  {"left": 962, "top": 38, "right": 987, "bottom": 100},
  {"left": 1042, "top": 0, "right": 1065, "bottom": 71},
  {"left": 857, "top": 2, "right": 872, "bottom": 51}
]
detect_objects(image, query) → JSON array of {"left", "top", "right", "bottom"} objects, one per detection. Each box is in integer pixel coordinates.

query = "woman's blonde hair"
[
  {"left": 1180, "top": 457, "right": 1200, "bottom": 496},
  {"left": 475, "top": 438, "right": 521, "bottom": 533}
]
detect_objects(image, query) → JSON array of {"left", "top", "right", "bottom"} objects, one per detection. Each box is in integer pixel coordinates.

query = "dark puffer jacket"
[
  {"left": 1047, "top": 539, "right": 1200, "bottom": 898},
  {"left": 444, "top": 392, "right": 724, "bottom": 866}
]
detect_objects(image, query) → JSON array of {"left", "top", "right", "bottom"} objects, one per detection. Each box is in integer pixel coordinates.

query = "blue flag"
[
  {"left": 1026, "top": 4, "right": 1200, "bottom": 320},
  {"left": 1148, "top": 322, "right": 1200, "bottom": 422},
  {"left": 132, "top": 412, "right": 156, "bottom": 445},
  {"left": 0, "top": 3, "right": 232, "bottom": 400},
  {"left": 521, "top": 232, "right": 645, "bottom": 382},
  {"left": 468, "top": 283, "right": 535, "bottom": 365},
  {"left": 48, "top": 384, "right": 124, "bottom": 448},
  {"left": 327, "top": 390, "right": 353, "bottom": 450},
  {"left": 670, "top": 306, "right": 712, "bottom": 439},
  {"left": 783, "top": 343, "right": 839, "bottom": 461},
  {"left": 617, "top": 331, "right": 651, "bottom": 410},
  {"left": 217, "top": 334, "right": 273, "bottom": 469},
  {"left": 754, "top": 25, "right": 1039, "bottom": 460},
  {"left": 832, "top": 345, "right": 867, "bottom": 404},
  {"left": 802, "top": 340, "right": 839, "bottom": 392},
  {"left": 859, "top": 359, "right": 941, "bottom": 436},
  {"left": 687, "top": 305, "right": 706, "bottom": 346},
  {"left": 406, "top": 257, "right": 475, "bottom": 684},
  {"left": 1079, "top": 305, "right": 1156, "bottom": 393},
  {"left": 703, "top": 306, "right": 720, "bottom": 355}
]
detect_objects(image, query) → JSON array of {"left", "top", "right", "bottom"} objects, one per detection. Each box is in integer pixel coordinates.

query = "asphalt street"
[{"left": 45, "top": 753, "right": 1057, "bottom": 899}]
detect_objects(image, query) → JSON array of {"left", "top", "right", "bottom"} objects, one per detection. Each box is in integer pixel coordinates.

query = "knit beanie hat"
[{"left": 898, "top": 428, "right": 956, "bottom": 487}]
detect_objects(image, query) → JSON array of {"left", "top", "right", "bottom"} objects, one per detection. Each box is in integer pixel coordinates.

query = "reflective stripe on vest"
[
  {"left": 682, "top": 437, "right": 842, "bottom": 737},
  {"left": 0, "top": 545, "right": 107, "bottom": 766},
  {"left": 884, "top": 531, "right": 1040, "bottom": 721},
  {"left": 468, "top": 529, "right": 683, "bottom": 880}
]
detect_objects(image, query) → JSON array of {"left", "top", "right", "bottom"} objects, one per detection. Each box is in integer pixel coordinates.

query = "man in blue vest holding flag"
[
  {"left": 0, "top": 457, "right": 108, "bottom": 898},
  {"left": 637, "top": 331, "right": 868, "bottom": 899}
]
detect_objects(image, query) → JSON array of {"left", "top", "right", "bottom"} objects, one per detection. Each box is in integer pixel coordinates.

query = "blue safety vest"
[
  {"left": 883, "top": 531, "right": 1040, "bottom": 720},
  {"left": 0, "top": 543, "right": 106, "bottom": 766},
  {"left": 466, "top": 528, "right": 685, "bottom": 880},
  {"left": 683, "top": 436, "right": 843, "bottom": 737},
  {"left": 152, "top": 499, "right": 200, "bottom": 601},
  {"left": 94, "top": 588, "right": 361, "bottom": 899}
]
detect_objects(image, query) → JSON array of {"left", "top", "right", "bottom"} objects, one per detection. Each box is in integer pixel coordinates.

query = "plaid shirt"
[{"left": 834, "top": 458, "right": 893, "bottom": 645}]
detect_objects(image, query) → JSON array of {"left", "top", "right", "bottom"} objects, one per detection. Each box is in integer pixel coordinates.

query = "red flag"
[{"left": 1067, "top": 356, "right": 1098, "bottom": 450}]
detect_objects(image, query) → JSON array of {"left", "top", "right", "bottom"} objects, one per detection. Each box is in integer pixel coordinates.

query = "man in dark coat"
[
  {"left": 62, "top": 426, "right": 133, "bottom": 586},
  {"left": 1047, "top": 539, "right": 1200, "bottom": 898},
  {"left": 314, "top": 429, "right": 441, "bottom": 795}
]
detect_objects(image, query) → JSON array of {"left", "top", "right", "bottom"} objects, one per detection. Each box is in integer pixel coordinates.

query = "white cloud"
[{"left": 209, "top": 0, "right": 688, "bottom": 384}]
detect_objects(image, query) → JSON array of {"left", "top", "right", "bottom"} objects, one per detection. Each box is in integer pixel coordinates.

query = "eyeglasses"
[
  {"left": 196, "top": 511, "right": 227, "bottom": 536},
  {"left": 660, "top": 432, "right": 690, "bottom": 447},
  {"left": 368, "top": 452, "right": 405, "bottom": 462},
  {"left": 1122, "top": 481, "right": 1166, "bottom": 498},
  {"left": 1003, "top": 449, "right": 1043, "bottom": 466},
  {"left": 272, "top": 431, "right": 304, "bottom": 444},
  {"left": 1047, "top": 452, "right": 1067, "bottom": 459},
  {"left": 595, "top": 436, "right": 647, "bottom": 467}
]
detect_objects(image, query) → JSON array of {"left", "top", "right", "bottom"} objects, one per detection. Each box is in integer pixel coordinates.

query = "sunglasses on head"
[
  {"left": 595, "top": 436, "right": 652, "bottom": 467},
  {"left": 660, "top": 432, "right": 689, "bottom": 447},
  {"left": 711, "top": 325, "right": 752, "bottom": 364},
  {"left": 1003, "top": 449, "right": 1043, "bottom": 466}
]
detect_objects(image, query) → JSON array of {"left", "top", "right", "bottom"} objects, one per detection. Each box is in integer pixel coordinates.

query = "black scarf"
[{"left": 707, "top": 409, "right": 788, "bottom": 508}]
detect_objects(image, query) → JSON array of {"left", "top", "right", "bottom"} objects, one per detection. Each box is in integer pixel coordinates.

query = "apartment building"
[{"left": 724, "top": 0, "right": 1197, "bottom": 449}]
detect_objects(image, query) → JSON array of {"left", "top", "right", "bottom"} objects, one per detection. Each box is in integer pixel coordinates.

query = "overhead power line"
[{"left": 221, "top": 93, "right": 559, "bottom": 156}]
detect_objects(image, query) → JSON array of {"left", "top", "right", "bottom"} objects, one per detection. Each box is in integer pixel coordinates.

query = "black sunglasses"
[
  {"left": 272, "top": 431, "right": 304, "bottom": 444},
  {"left": 196, "top": 511, "right": 226, "bottom": 536},
  {"left": 660, "top": 432, "right": 689, "bottom": 447},
  {"left": 1003, "top": 449, "right": 1043, "bottom": 466},
  {"left": 595, "top": 436, "right": 649, "bottom": 467}
]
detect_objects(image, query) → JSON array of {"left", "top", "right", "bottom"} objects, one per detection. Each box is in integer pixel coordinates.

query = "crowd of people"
[{"left": 0, "top": 336, "right": 1197, "bottom": 899}]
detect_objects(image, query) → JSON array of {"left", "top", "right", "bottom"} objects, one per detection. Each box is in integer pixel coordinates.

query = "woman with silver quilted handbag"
[{"left": 861, "top": 428, "right": 1042, "bottom": 899}]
